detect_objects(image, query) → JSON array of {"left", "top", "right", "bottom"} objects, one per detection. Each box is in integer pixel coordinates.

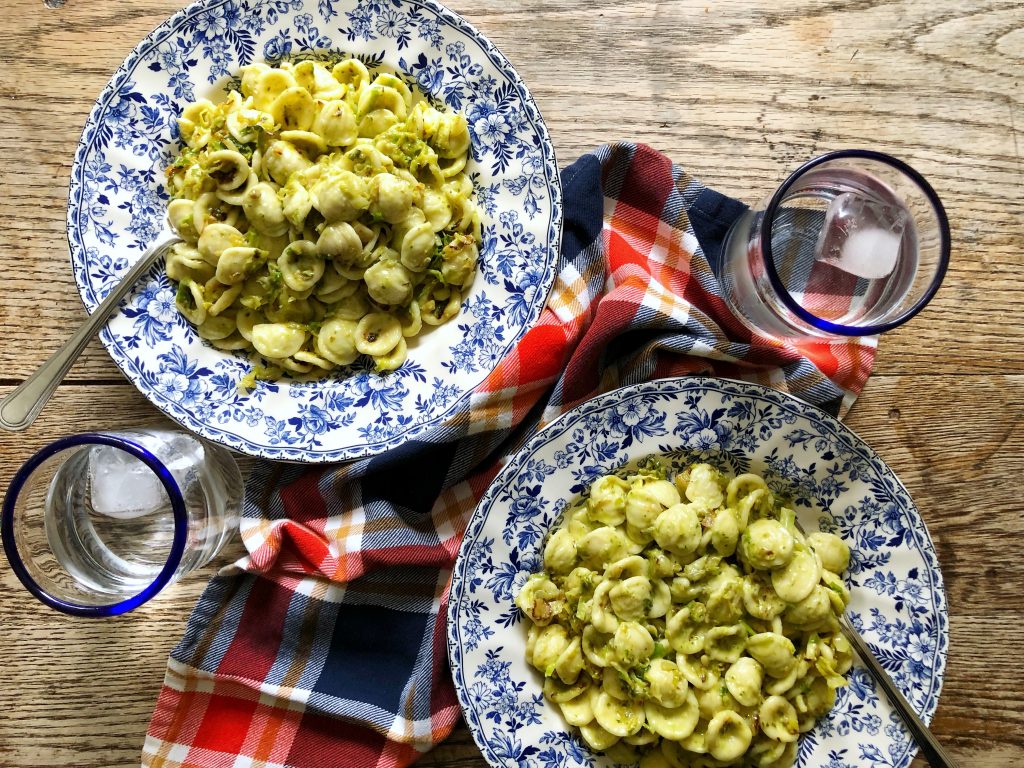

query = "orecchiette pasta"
[
  {"left": 515, "top": 459, "right": 854, "bottom": 766},
  {"left": 165, "top": 57, "right": 481, "bottom": 382}
]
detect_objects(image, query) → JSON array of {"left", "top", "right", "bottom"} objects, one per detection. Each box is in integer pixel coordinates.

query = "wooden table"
[{"left": 1, "top": 0, "right": 1021, "bottom": 765}]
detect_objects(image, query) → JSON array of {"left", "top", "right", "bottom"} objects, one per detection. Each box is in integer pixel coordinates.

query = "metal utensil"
[
  {"left": 797, "top": 519, "right": 958, "bottom": 767},
  {"left": 0, "top": 229, "right": 181, "bottom": 432}
]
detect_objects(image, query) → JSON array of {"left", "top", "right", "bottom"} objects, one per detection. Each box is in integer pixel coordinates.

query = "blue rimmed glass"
[
  {"left": 1, "top": 430, "right": 242, "bottom": 617},
  {"left": 719, "top": 149, "right": 950, "bottom": 340}
]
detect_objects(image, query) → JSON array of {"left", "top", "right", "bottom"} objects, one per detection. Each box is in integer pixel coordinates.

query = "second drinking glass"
[
  {"left": 718, "top": 149, "right": 950, "bottom": 340},
  {"left": 2, "top": 428, "right": 242, "bottom": 616}
]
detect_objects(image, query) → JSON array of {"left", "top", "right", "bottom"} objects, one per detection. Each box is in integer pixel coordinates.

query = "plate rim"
[
  {"left": 66, "top": 0, "right": 563, "bottom": 463},
  {"left": 447, "top": 375, "right": 948, "bottom": 768}
]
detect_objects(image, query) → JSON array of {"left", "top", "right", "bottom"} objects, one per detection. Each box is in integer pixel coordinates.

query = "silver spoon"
[
  {"left": 0, "top": 229, "right": 181, "bottom": 432},
  {"left": 796, "top": 519, "right": 958, "bottom": 767}
]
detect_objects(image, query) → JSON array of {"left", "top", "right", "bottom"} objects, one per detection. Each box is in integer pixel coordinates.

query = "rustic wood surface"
[{"left": 1, "top": 0, "right": 1021, "bottom": 766}]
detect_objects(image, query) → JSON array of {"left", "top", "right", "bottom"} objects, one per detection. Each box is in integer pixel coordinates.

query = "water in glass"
[
  {"left": 719, "top": 150, "right": 948, "bottom": 340},
  {"left": 768, "top": 166, "right": 919, "bottom": 327},
  {"left": 42, "top": 430, "right": 240, "bottom": 595}
]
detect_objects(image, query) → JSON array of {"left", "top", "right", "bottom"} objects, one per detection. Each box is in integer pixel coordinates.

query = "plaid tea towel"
[{"left": 142, "top": 142, "right": 876, "bottom": 768}]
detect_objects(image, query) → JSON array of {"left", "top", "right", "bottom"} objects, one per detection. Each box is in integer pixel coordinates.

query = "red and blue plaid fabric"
[{"left": 143, "top": 143, "right": 876, "bottom": 768}]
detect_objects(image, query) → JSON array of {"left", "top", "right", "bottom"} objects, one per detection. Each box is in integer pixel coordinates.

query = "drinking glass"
[
  {"left": 718, "top": 149, "right": 950, "bottom": 340},
  {"left": 1, "top": 429, "right": 242, "bottom": 616}
]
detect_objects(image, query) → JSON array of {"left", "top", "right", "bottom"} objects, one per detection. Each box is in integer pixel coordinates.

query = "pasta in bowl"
[
  {"left": 448, "top": 378, "right": 948, "bottom": 768},
  {"left": 515, "top": 460, "right": 854, "bottom": 767},
  {"left": 66, "top": 0, "right": 561, "bottom": 462},
  {"left": 165, "top": 58, "right": 482, "bottom": 376}
]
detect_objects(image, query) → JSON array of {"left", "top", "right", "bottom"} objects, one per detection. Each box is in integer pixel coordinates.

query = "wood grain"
[{"left": 0, "top": 0, "right": 1021, "bottom": 766}]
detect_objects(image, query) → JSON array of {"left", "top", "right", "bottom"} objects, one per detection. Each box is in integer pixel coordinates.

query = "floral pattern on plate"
[
  {"left": 448, "top": 377, "right": 947, "bottom": 768},
  {"left": 67, "top": 0, "right": 561, "bottom": 462}
]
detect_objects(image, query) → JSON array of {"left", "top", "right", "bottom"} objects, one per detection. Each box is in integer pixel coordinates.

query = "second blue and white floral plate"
[
  {"left": 448, "top": 377, "right": 947, "bottom": 768},
  {"left": 67, "top": 0, "right": 561, "bottom": 462}
]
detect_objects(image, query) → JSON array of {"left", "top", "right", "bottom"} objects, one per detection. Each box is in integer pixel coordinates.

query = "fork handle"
[
  {"left": 838, "top": 614, "right": 958, "bottom": 767},
  {"left": 0, "top": 231, "right": 180, "bottom": 432}
]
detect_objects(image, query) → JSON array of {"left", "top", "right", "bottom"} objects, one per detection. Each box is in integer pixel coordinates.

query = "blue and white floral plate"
[
  {"left": 67, "top": 0, "right": 561, "bottom": 462},
  {"left": 448, "top": 377, "right": 947, "bottom": 768}
]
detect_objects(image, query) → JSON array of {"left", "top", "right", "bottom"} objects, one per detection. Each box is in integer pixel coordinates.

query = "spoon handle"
[
  {"left": 0, "top": 231, "right": 181, "bottom": 432},
  {"left": 838, "top": 614, "right": 958, "bottom": 767}
]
